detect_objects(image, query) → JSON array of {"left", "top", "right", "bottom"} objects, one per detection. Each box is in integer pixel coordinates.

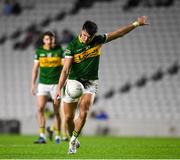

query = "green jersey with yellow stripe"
[
  {"left": 65, "top": 34, "right": 107, "bottom": 80},
  {"left": 34, "top": 46, "right": 64, "bottom": 84}
]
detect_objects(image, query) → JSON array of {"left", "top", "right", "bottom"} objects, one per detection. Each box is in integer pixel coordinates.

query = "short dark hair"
[
  {"left": 82, "top": 20, "right": 98, "bottom": 36},
  {"left": 43, "top": 31, "right": 55, "bottom": 38},
  {"left": 39, "top": 31, "right": 54, "bottom": 45}
]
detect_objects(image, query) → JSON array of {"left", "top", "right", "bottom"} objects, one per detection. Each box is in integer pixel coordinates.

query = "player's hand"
[
  {"left": 137, "top": 16, "right": 149, "bottom": 26},
  {"left": 31, "top": 84, "right": 36, "bottom": 96},
  {"left": 54, "top": 90, "right": 61, "bottom": 104}
]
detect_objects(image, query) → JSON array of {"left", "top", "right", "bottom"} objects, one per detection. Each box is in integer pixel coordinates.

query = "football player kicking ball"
[{"left": 54, "top": 16, "right": 149, "bottom": 154}]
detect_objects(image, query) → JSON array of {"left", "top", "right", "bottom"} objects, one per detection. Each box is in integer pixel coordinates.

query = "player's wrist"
[
  {"left": 57, "top": 95, "right": 61, "bottom": 100},
  {"left": 132, "top": 21, "right": 140, "bottom": 27}
]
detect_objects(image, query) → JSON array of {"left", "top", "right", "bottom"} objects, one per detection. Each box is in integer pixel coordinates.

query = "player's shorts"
[
  {"left": 37, "top": 83, "right": 58, "bottom": 100},
  {"left": 62, "top": 79, "right": 98, "bottom": 103}
]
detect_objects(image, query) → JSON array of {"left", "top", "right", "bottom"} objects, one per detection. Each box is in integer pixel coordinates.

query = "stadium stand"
[
  {"left": 0, "top": 0, "right": 76, "bottom": 46},
  {"left": 0, "top": 0, "right": 179, "bottom": 136}
]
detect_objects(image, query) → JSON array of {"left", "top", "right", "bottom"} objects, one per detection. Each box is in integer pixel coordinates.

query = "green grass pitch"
[{"left": 0, "top": 135, "right": 180, "bottom": 159}]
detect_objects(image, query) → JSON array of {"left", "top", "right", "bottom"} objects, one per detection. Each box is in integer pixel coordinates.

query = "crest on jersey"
[{"left": 47, "top": 53, "right": 52, "bottom": 57}]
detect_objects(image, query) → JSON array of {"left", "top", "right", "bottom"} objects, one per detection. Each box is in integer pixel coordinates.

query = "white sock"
[
  {"left": 40, "top": 133, "right": 46, "bottom": 139},
  {"left": 71, "top": 136, "right": 76, "bottom": 142},
  {"left": 55, "top": 135, "right": 60, "bottom": 140}
]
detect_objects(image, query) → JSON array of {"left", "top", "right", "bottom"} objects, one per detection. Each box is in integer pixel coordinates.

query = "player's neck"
[
  {"left": 43, "top": 45, "right": 50, "bottom": 50},
  {"left": 78, "top": 35, "right": 84, "bottom": 44}
]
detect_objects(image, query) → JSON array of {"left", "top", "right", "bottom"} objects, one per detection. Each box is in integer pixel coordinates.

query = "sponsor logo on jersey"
[
  {"left": 76, "top": 45, "right": 90, "bottom": 52},
  {"left": 39, "top": 57, "right": 61, "bottom": 67},
  {"left": 73, "top": 44, "right": 102, "bottom": 63}
]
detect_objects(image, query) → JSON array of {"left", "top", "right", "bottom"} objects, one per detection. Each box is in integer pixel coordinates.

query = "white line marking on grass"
[{"left": 0, "top": 144, "right": 43, "bottom": 147}]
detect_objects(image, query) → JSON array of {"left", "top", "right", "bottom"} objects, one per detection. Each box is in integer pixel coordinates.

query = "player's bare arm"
[
  {"left": 106, "top": 16, "right": 149, "bottom": 42},
  {"left": 54, "top": 57, "right": 73, "bottom": 102},
  {"left": 31, "top": 61, "right": 39, "bottom": 96}
]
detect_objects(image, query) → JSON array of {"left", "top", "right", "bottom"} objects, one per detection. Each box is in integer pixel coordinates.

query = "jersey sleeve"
[
  {"left": 64, "top": 43, "right": 74, "bottom": 58},
  {"left": 34, "top": 49, "right": 39, "bottom": 61},
  {"left": 94, "top": 34, "right": 107, "bottom": 45}
]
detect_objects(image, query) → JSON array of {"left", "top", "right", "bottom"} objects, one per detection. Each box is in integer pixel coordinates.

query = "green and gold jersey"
[
  {"left": 34, "top": 46, "right": 64, "bottom": 84},
  {"left": 65, "top": 34, "right": 107, "bottom": 80}
]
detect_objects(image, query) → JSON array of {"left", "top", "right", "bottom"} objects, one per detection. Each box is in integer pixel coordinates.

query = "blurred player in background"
[
  {"left": 54, "top": 16, "right": 149, "bottom": 153},
  {"left": 46, "top": 33, "right": 69, "bottom": 142},
  {"left": 31, "top": 31, "right": 64, "bottom": 144}
]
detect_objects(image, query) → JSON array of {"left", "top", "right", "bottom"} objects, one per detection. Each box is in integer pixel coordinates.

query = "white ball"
[{"left": 66, "top": 80, "right": 84, "bottom": 98}]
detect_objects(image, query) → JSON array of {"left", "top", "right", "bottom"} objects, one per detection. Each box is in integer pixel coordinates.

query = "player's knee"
[
  {"left": 64, "top": 114, "right": 74, "bottom": 123},
  {"left": 54, "top": 111, "right": 60, "bottom": 116},
  {"left": 38, "top": 106, "right": 44, "bottom": 113}
]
